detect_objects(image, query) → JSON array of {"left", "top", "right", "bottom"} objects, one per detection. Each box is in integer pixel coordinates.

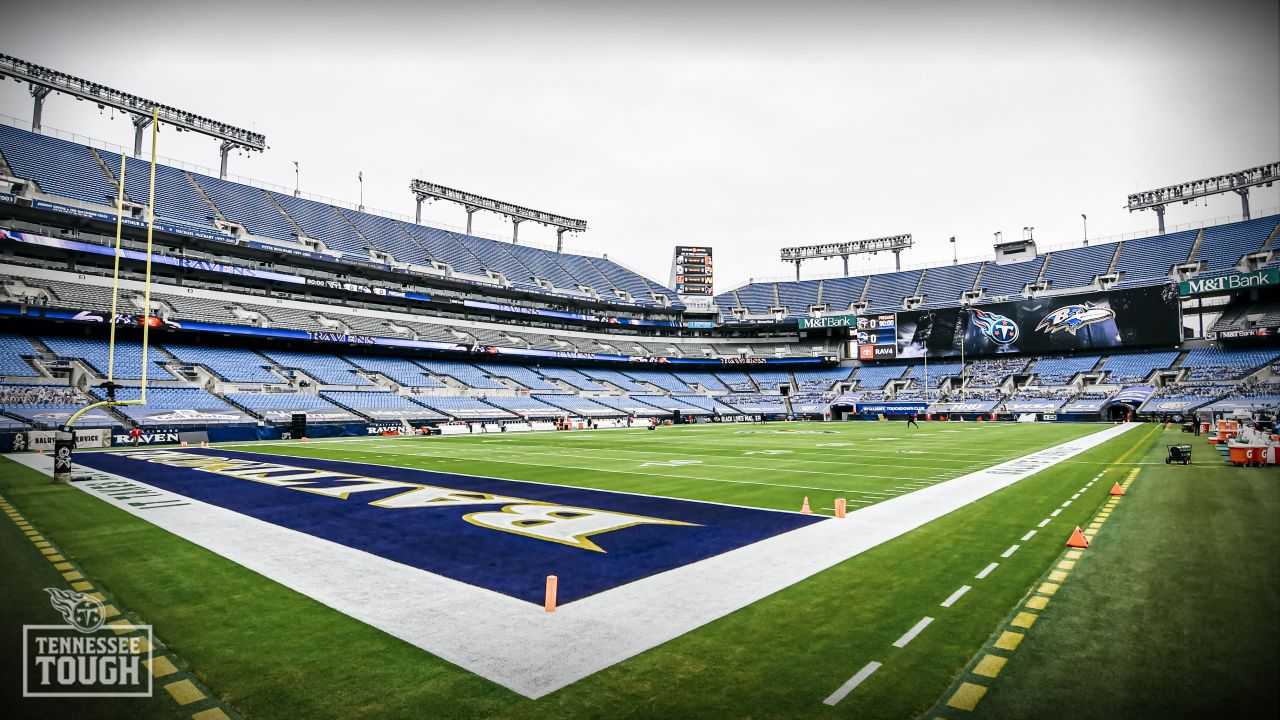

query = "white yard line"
[
  {"left": 940, "top": 585, "right": 972, "bottom": 608},
  {"left": 1001, "top": 544, "right": 1020, "bottom": 557},
  {"left": 893, "top": 617, "right": 935, "bottom": 648},
  {"left": 377, "top": 445, "right": 937, "bottom": 484},
  {"left": 823, "top": 661, "right": 882, "bottom": 706},
  {"left": 9, "top": 421, "right": 1140, "bottom": 699},
  {"left": 975, "top": 562, "right": 999, "bottom": 579},
  {"left": 227, "top": 445, "right": 907, "bottom": 500},
  {"left": 1021, "top": 530, "right": 1037, "bottom": 541},
  {"left": 1038, "top": 518, "right": 1052, "bottom": 527}
]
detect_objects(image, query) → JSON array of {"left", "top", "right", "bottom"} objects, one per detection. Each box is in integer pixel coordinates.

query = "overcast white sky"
[{"left": 2, "top": 0, "right": 1277, "bottom": 291}]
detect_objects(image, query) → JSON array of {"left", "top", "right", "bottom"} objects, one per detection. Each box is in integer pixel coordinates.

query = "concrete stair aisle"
[{"left": 1185, "top": 229, "right": 1207, "bottom": 264}]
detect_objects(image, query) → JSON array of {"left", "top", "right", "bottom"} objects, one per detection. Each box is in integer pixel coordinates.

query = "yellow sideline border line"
[
  {"left": 0, "top": 492, "right": 236, "bottom": 720},
  {"left": 926, "top": 426, "right": 1154, "bottom": 715}
]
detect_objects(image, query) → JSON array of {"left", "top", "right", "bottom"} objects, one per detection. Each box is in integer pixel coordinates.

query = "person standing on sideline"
[
  {"left": 907, "top": 413, "right": 919, "bottom": 429},
  {"left": 129, "top": 426, "right": 143, "bottom": 446}
]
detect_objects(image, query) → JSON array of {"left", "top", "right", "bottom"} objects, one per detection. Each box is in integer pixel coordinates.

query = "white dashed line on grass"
[
  {"left": 1038, "top": 518, "right": 1052, "bottom": 527},
  {"left": 1050, "top": 509, "right": 1062, "bottom": 517},
  {"left": 824, "top": 661, "right": 882, "bottom": 706},
  {"left": 1061, "top": 500, "right": 1073, "bottom": 508},
  {"left": 1071, "top": 493, "right": 1081, "bottom": 500},
  {"left": 1001, "top": 544, "right": 1020, "bottom": 558},
  {"left": 975, "top": 563, "right": 999, "bottom": 579},
  {"left": 893, "top": 617, "right": 935, "bottom": 648},
  {"left": 1021, "top": 530, "right": 1037, "bottom": 541},
  {"left": 940, "top": 585, "right": 972, "bottom": 608}
]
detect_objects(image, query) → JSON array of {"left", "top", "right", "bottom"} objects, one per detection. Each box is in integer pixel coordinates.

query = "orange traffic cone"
[
  {"left": 800, "top": 496, "right": 812, "bottom": 514},
  {"left": 1066, "top": 526, "right": 1091, "bottom": 548},
  {"left": 1109, "top": 482, "right": 1125, "bottom": 496},
  {"left": 301, "top": 437, "right": 309, "bottom": 443}
]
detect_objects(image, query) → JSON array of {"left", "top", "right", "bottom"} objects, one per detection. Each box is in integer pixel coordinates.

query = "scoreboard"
[
  {"left": 856, "top": 313, "right": 898, "bottom": 361},
  {"left": 670, "top": 246, "right": 714, "bottom": 296}
]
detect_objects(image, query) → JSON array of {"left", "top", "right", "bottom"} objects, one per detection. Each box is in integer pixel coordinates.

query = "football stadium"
[{"left": 1, "top": 2, "right": 1278, "bottom": 719}]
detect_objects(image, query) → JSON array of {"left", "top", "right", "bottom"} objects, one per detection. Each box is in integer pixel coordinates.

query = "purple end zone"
[{"left": 73, "top": 448, "right": 822, "bottom": 605}]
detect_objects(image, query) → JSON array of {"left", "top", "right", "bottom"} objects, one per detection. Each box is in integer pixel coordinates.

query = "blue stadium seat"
[
  {"left": 42, "top": 337, "right": 163, "bottom": 380},
  {"left": 853, "top": 364, "right": 907, "bottom": 388},
  {"left": 1029, "top": 355, "right": 1100, "bottom": 385},
  {"left": 475, "top": 363, "right": 560, "bottom": 391},
  {"left": 1193, "top": 216, "right": 1278, "bottom": 272},
  {"left": 0, "top": 125, "right": 117, "bottom": 207},
  {"left": 1112, "top": 230, "right": 1197, "bottom": 285},
  {"left": 415, "top": 360, "right": 506, "bottom": 389},
  {"left": 864, "top": 270, "right": 922, "bottom": 310},
  {"left": 162, "top": 344, "right": 281, "bottom": 384},
  {"left": 344, "top": 355, "right": 446, "bottom": 388},
  {"left": 977, "top": 258, "right": 1045, "bottom": 298},
  {"left": 1100, "top": 351, "right": 1179, "bottom": 383},
  {"left": 97, "top": 150, "right": 218, "bottom": 231},
  {"left": 1042, "top": 243, "right": 1116, "bottom": 290},
  {"left": 0, "top": 335, "right": 41, "bottom": 377},
  {"left": 262, "top": 350, "right": 371, "bottom": 385},
  {"left": 189, "top": 173, "right": 299, "bottom": 242},
  {"left": 918, "top": 264, "right": 981, "bottom": 306}
]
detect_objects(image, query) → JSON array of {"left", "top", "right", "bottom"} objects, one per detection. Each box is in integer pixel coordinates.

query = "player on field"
[{"left": 907, "top": 413, "right": 919, "bottom": 429}]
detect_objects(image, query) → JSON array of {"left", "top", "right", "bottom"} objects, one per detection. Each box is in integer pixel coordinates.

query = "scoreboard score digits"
[
  {"left": 856, "top": 313, "right": 898, "bottom": 360},
  {"left": 671, "top": 246, "right": 714, "bottom": 296}
]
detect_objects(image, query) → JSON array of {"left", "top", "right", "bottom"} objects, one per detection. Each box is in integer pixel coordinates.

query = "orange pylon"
[
  {"left": 1066, "top": 526, "right": 1091, "bottom": 548},
  {"left": 835, "top": 498, "right": 846, "bottom": 518},
  {"left": 800, "top": 496, "right": 812, "bottom": 514},
  {"left": 544, "top": 575, "right": 558, "bottom": 613},
  {"left": 1109, "top": 482, "right": 1125, "bottom": 496}
]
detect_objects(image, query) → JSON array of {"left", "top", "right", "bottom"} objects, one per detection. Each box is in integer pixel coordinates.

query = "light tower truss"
[
  {"left": 0, "top": 53, "right": 267, "bottom": 179},
  {"left": 410, "top": 179, "right": 587, "bottom": 251},
  {"left": 780, "top": 234, "right": 914, "bottom": 280},
  {"left": 1127, "top": 162, "right": 1278, "bottom": 233}
]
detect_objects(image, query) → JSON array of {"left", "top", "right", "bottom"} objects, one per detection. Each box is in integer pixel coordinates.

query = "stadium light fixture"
[
  {"left": 410, "top": 179, "right": 588, "bottom": 251},
  {"left": 0, "top": 53, "right": 267, "bottom": 178},
  {"left": 779, "top": 234, "right": 913, "bottom": 280},
  {"left": 1127, "top": 161, "right": 1278, "bottom": 233}
]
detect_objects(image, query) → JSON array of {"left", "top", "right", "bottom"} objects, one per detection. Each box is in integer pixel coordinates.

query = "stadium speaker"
[
  {"left": 671, "top": 410, "right": 682, "bottom": 425},
  {"left": 291, "top": 413, "right": 307, "bottom": 438},
  {"left": 779, "top": 385, "right": 791, "bottom": 397}
]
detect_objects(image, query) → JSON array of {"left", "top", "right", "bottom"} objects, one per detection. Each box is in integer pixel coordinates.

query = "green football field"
[{"left": 1, "top": 421, "right": 1275, "bottom": 719}]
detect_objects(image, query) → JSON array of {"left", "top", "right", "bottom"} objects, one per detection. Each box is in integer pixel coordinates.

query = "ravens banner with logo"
[{"left": 896, "top": 285, "right": 1181, "bottom": 358}]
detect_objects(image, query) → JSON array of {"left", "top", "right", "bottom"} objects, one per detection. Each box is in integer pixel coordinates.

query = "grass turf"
[
  {"left": 964, "top": 426, "right": 1280, "bottom": 720},
  {"left": 0, "top": 421, "right": 1180, "bottom": 718}
]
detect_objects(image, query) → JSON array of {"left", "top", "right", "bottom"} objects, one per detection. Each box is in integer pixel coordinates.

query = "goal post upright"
[
  {"left": 54, "top": 107, "right": 161, "bottom": 483},
  {"left": 139, "top": 104, "right": 159, "bottom": 405}
]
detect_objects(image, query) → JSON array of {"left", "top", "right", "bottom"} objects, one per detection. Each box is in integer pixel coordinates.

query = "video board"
[
  {"left": 855, "top": 313, "right": 898, "bottom": 360},
  {"left": 891, "top": 285, "right": 1181, "bottom": 359},
  {"left": 671, "top": 246, "right": 714, "bottom": 296}
]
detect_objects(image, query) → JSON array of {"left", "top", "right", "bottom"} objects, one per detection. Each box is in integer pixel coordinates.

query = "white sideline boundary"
[{"left": 6, "top": 422, "right": 1140, "bottom": 699}]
